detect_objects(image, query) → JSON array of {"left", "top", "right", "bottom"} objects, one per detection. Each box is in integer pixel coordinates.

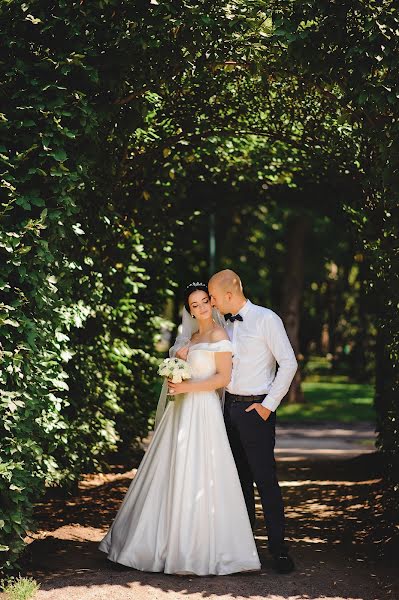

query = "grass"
[
  {"left": 0, "top": 576, "right": 40, "bottom": 600},
  {"left": 152, "top": 355, "right": 375, "bottom": 424},
  {"left": 278, "top": 381, "right": 375, "bottom": 423}
]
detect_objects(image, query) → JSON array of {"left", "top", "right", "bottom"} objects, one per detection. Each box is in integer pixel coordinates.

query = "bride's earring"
[{"left": 191, "top": 314, "right": 196, "bottom": 319}]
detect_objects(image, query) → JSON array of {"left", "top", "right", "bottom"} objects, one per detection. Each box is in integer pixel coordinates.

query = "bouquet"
[{"left": 158, "top": 357, "right": 192, "bottom": 391}]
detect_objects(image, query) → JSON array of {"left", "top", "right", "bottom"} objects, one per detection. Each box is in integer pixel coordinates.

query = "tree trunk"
[
  {"left": 350, "top": 260, "right": 369, "bottom": 382},
  {"left": 326, "top": 262, "right": 339, "bottom": 357},
  {"left": 281, "top": 215, "right": 310, "bottom": 404},
  {"left": 171, "top": 288, "right": 182, "bottom": 347}
]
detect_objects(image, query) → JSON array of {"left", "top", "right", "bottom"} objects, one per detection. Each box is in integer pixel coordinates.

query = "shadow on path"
[{"left": 24, "top": 448, "right": 398, "bottom": 600}]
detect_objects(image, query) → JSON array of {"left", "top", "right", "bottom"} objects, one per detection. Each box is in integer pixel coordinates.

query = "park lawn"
[{"left": 278, "top": 381, "right": 375, "bottom": 422}]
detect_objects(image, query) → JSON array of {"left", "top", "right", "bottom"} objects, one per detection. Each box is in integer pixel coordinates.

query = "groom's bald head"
[
  {"left": 209, "top": 269, "right": 243, "bottom": 294},
  {"left": 208, "top": 269, "right": 246, "bottom": 315}
]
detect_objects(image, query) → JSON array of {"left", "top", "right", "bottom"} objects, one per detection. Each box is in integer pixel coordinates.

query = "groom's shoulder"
[{"left": 250, "top": 302, "right": 280, "bottom": 321}]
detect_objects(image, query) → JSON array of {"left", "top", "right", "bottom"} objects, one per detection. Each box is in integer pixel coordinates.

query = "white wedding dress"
[{"left": 98, "top": 339, "right": 261, "bottom": 575}]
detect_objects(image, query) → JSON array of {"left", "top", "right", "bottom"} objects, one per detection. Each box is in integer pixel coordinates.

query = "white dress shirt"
[{"left": 225, "top": 299, "right": 298, "bottom": 412}]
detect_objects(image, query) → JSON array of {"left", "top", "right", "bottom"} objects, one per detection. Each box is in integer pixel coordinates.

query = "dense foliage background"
[{"left": 0, "top": 0, "right": 397, "bottom": 571}]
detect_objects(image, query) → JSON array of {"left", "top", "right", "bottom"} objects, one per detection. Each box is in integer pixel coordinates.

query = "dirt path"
[
  {"left": 274, "top": 421, "right": 376, "bottom": 460},
  {"left": 21, "top": 424, "right": 397, "bottom": 600}
]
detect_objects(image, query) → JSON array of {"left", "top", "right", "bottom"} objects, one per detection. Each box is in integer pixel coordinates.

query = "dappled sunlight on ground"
[{"left": 23, "top": 450, "right": 398, "bottom": 600}]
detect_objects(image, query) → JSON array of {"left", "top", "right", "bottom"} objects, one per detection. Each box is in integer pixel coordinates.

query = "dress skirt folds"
[{"left": 98, "top": 340, "right": 261, "bottom": 575}]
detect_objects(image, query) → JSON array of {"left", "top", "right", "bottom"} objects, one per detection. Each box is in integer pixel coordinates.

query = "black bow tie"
[{"left": 224, "top": 313, "right": 243, "bottom": 322}]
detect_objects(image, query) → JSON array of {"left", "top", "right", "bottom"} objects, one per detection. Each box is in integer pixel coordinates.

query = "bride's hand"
[
  {"left": 168, "top": 380, "right": 191, "bottom": 395},
  {"left": 175, "top": 345, "right": 190, "bottom": 361}
]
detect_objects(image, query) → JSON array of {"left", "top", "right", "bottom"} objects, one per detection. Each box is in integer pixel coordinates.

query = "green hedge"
[
  {"left": 0, "top": 0, "right": 170, "bottom": 569},
  {"left": 269, "top": 0, "right": 399, "bottom": 499},
  {"left": 0, "top": 0, "right": 246, "bottom": 570},
  {"left": 1, "top": 0, "right": 398, "bottom": 574}
]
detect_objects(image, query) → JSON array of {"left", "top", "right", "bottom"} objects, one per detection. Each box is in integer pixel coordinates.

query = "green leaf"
[
  {"left": 11, "top": 513, "right": 22, "bottom": 524},
  {"left": 9, "top": 484, "right": 24, "bottom": 492},
  {"left": 30, "top": 196, "right": 45, "bottom": 207},
  {"left": 3, "top": 319, "right": 20, "bottom": 327},
  {"left": 50, "top": 149, "right": 67, "bottom": 162},
  {"left": 16, "top": 197, "right": 31, "bottom": 210}
]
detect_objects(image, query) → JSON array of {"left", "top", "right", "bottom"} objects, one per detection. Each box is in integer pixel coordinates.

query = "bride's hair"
[{"left": 184, "top": 282, "right": 209, "bottom": 313}]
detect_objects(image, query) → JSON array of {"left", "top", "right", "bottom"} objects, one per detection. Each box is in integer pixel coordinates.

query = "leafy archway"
[{"left": 0, "top": 0, "right": 397, "bottom": 570}]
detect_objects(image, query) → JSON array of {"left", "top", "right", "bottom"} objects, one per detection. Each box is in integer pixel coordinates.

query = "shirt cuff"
[{"left": 261, "top": 395, "right": 280, "bottom": 412}]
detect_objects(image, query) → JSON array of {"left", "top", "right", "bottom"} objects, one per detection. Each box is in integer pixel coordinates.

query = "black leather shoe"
[{"left": 271, "top": 551, "right": 295, "bottom": 574}]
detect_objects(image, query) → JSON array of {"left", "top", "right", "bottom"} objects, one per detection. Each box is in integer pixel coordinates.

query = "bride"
[{"left": 98, "top": 282, "right": 261, "bottom": 576}]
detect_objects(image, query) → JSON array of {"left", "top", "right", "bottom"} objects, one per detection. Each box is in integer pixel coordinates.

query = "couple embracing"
[{"left": 99, "top": 270, "right": 298, "bottom": 576}]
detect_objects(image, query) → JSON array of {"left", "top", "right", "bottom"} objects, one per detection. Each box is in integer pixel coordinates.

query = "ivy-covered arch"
[{"left": 0, "top": 0, "right": 397, "bottom": 571}]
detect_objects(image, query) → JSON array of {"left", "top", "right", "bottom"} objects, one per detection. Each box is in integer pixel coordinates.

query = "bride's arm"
[
  {"left": 168, "top": 351, "right": 232, "bottom": 394},
  {"left": 175, "top": 345, "right": 190, "bottom": 360}
]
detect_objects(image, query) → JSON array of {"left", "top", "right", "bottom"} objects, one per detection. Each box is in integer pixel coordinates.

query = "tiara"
[{"left": 185, "top": 281, "right": 207, "bottom": 289}]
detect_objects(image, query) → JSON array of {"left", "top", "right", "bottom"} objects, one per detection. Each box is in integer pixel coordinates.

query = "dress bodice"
[{"left": 187, "top": 340, "right": 233, "bottom": 381}]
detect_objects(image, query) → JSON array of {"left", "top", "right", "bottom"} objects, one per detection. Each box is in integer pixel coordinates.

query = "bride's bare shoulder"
[
  {"left": 210, "top": 326, "right": 229, "bottom": 343},
  {"left": 190, "top": 332, "right": 200, "bottom": 344}
]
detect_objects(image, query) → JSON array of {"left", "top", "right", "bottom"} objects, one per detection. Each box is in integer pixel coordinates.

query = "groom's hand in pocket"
[{"left": 245, "top": 403, "right": 271, "bottom": 421}]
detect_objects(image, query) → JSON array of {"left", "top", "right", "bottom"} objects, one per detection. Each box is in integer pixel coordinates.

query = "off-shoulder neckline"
[{"left": 188, "top": 339, "right": 232, "bottom": 350}]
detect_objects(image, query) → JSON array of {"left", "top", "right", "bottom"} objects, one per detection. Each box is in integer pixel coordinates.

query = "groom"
[{"left": 208, "top": 270, "right": 298, "bottom": 574}]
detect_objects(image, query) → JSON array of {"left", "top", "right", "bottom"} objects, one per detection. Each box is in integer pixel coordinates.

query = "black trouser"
[{"left": 224, "top": 392, "right": 287, "bottom": 556}]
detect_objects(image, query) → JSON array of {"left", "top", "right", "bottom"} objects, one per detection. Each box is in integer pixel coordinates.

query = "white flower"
[{"left": 158, "top": 357, "right": 192, "bottom": 385}]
